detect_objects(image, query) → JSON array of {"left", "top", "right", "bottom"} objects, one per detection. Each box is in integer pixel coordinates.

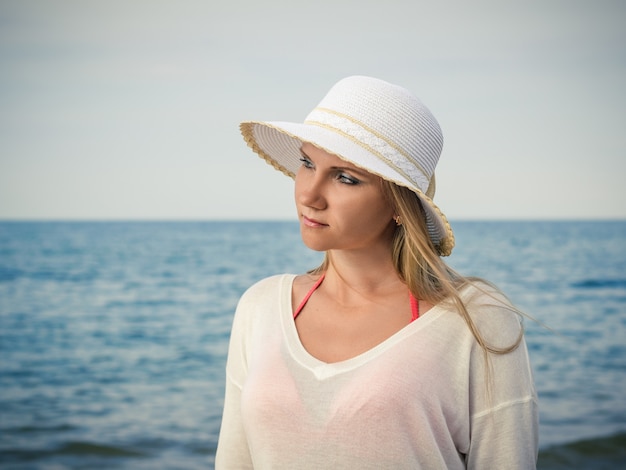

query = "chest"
[
  {"left": 243, "top": 323, "right": 468, "bottom": 423},
  {"left": 293, "top": 291, "right": 418, "bottom": 363}
]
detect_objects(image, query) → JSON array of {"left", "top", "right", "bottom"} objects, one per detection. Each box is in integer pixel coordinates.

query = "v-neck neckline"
[{"left": 279, "top": 274, "right": 444, "bottom": 379}]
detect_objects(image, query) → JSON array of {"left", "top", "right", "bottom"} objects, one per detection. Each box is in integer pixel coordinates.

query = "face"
[{"left": 295, "top": 142, "right": 396, "bottom": 253}]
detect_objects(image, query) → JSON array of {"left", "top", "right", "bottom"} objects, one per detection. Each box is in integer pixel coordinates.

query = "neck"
[{"left": 323, "top": 246, "right": 404, "bottom": 299}]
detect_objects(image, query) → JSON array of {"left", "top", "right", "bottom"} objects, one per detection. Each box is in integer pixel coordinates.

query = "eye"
[
  {"left": 337, "top": 172, "right": 360, "bottom": 185},
  {"left": 299, "top": 156, "right": 314, "bottom": 169}
]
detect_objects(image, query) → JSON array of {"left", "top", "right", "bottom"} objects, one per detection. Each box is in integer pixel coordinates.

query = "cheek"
[
  {"left": 346, "top": 195, "right": 393, "bottom": 229},
  {"left": 365, "top": 190, "right": 394, "bottom": 219}
]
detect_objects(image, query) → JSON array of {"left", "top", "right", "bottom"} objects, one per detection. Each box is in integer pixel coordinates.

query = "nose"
[{"left": 295, "top": 166, "right": 327, "bottom": 210}]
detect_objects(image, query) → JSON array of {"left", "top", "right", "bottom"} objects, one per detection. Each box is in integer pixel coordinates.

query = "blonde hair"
[{"left": 312, "top": 180, "right": 523, "bottom": 357}]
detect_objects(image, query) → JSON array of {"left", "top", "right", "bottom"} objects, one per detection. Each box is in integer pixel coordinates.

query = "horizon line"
[{"left": 1, "top": 217, "right": 624, "bottom": 223}]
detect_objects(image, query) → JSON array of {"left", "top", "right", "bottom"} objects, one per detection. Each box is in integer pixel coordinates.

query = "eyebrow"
[
  {"left": 331, "top": 165, "right": 369, "bottom": 177},
  {"left": 300, "top": 149, "right": 369, "bottom": 177}
]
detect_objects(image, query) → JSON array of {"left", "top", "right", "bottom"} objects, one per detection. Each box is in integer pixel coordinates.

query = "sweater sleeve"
[
  {"left": 215, "top": 281, "right": 260, "bottom": 469},
  {"left": 465, "top": 298, "right": 539, "bottom": 469},
  {"left": 215, "top": 374, "right": 253, "bottom": 469},
  {"left": 466, "top": 392, "right": 538, "bottom": 469}
]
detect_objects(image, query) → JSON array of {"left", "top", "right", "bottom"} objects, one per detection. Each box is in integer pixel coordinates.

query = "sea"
[{"left": 0, "top": 220, "right": 624, "bottom": 469}]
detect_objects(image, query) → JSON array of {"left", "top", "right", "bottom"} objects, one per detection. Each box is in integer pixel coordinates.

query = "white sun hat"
[{"left": 240, "top": 75, "right": 455, "bottom": 256}]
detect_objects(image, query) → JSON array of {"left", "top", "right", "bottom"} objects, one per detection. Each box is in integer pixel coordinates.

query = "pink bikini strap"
[
  {"left": 293, "top": 273, "right": 326, "bottom": 319},
  {"left": 409, "top": 292, "right": 419, "bottom": 322},
  {"left": 293, "top": 273, "right": 419, "bottom": 322}
]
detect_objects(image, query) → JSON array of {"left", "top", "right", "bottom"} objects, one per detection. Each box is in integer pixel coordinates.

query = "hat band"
[{"left": 304, "top": 107, "right": 431, "bottom": 191}]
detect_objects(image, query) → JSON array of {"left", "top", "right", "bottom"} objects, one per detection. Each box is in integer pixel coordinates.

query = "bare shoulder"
[
  {"left": 293, "top": 273, "right": 320, "bottom": 295},
  {"left": 292, "top": 273, "right": 322, "bottom": 300}
]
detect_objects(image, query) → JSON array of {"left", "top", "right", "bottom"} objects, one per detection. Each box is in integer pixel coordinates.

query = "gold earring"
[{"left": 394, "top": 215, "right": 402, "bottom": 226}]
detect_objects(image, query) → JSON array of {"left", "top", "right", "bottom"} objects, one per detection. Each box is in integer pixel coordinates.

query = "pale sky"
[{"left": 1, "top": 0, "right": 625, "bottom": 220}]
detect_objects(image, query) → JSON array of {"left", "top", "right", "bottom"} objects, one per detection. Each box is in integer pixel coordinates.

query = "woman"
[{"left": 216, "top": 76, "right": 538, "bottom": 469}]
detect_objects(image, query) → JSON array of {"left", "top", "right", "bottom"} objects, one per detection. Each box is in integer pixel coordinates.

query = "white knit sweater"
[{"left": 216, "top": 274, "right": 538, "bottom": 469}]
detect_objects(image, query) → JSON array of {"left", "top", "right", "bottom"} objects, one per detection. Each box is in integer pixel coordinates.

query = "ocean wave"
[
  {"left": 538, "top": 432, "right": 626, "bottom": 469},
  {"left": 1, "top": 441, "right": 147, "bottom": 463},
  {"left": 571, "top": 279, "right": 626, "bottom": 289},
  {"left": 2, "top": 433, "right": 623, "bottom": 468},
  {"left": 0, "top": 266, "right": 22, "bottom": 282},
  {"left": 0, "top": 266, "right": 98, "bottom": 283}
]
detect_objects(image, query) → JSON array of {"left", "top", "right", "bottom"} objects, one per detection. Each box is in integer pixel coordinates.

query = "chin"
[
  {"left": 300, "top": 238, "right": 330, "bottom": 253},
  {"left": 302, "top": 244, "right": 328, "bottom": 253},
  {"left": 299, "top": 231, "right": 331, "bottom": 252}
]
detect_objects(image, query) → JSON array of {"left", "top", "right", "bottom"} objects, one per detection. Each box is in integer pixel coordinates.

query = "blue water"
[{"left": 0, "top": 221, "right": 625, "bottom": 469}]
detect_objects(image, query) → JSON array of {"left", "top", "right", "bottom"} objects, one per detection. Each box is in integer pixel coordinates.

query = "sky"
[{"left": 1, "top": 0, "right": 625, "bottom": 221}]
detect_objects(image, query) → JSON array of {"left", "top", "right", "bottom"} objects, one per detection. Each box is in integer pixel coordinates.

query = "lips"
[{"left": 302, "top": 215, "right": 328, "bottom": 227}]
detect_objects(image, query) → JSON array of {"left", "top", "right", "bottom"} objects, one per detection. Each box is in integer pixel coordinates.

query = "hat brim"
[{"left": 241, "top": 120, "right": 455, "bottom": 256}]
